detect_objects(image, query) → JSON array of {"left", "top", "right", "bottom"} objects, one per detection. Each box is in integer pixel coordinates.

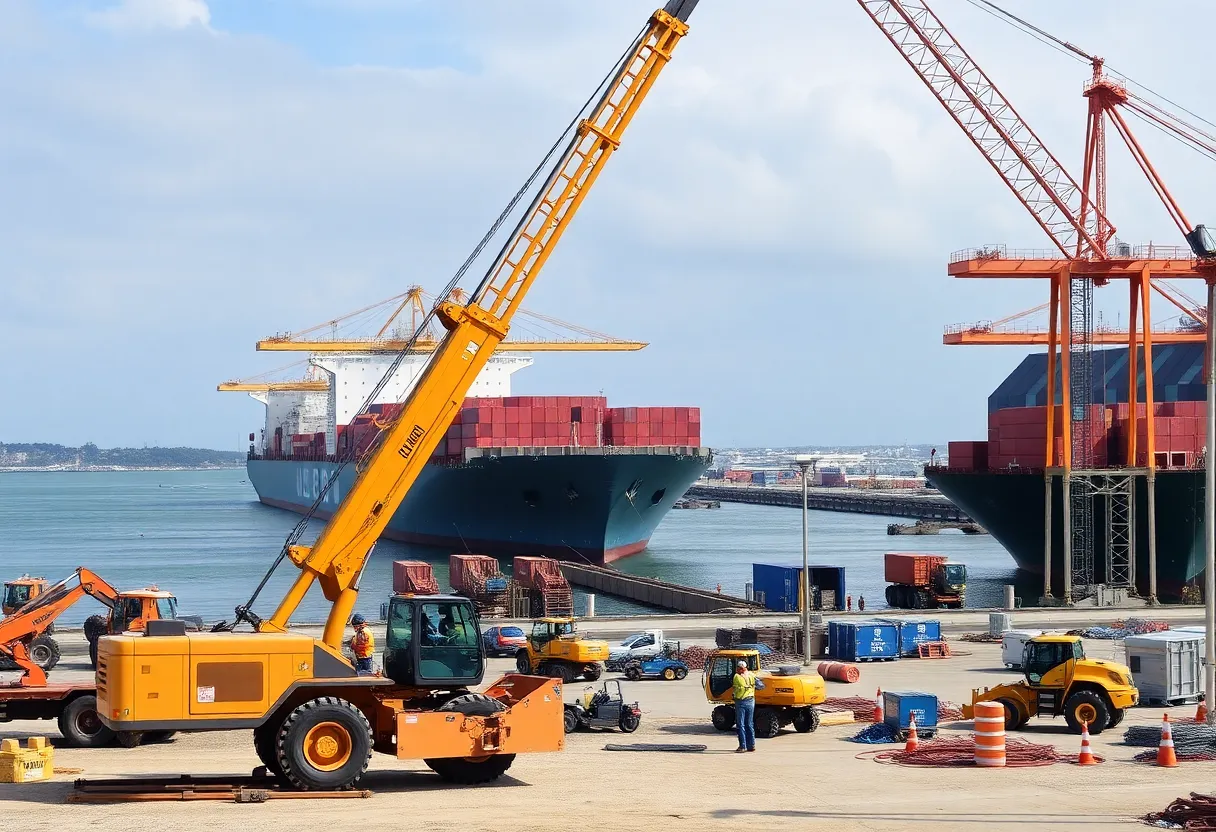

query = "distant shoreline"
[{"left": 0, "top": 465, "right": 244, "bottom": 473}]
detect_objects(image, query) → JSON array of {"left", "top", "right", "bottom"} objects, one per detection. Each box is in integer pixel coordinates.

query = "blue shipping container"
[
  {"left": 882, "top": 690, "right": 938, "bottom": 733},
  {"left": 830, "top": 620, "right": 899, "bottom": 662},
  {"left": 752, "top": 564, "right": 846, "bottom": 613},
  {"left": 878, "top": 618, "right": 942, "bottom": 657}
]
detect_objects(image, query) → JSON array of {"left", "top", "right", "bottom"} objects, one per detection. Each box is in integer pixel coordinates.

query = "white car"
[{"left": 606, "top": 630, "right": 665, "bottom": 671}]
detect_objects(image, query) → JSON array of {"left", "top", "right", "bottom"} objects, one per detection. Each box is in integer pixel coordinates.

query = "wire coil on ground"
[{"left": 861, "top": 736, "right": 1092, "bottom": 767}]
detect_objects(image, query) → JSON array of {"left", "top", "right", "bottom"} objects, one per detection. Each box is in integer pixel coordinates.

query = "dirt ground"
[{"left": 1, "top": 634, "right": 1212, "bottom": 831}]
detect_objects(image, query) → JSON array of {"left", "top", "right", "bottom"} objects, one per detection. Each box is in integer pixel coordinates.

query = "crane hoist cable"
[{"left": 230, "top": 19, "right": 651, "bottom": 629}]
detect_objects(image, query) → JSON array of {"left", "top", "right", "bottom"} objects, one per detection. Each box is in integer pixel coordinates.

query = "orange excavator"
[{"left": 0, "top": 568, "right": 188, "bottom": 747}]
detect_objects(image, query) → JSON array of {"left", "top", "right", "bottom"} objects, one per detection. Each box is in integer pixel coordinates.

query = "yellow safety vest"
[
  {"left": 732, "top": 670, "right": 756, "bottom": 701},
  {"left": 352, "top": 627, "right": 376, "bottom": 658}
]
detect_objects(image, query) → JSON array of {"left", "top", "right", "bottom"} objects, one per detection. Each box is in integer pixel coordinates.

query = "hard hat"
[
  {"left": 351, "top": 614, "right": 366, "bottom": 626},
  {"left": 737, "top": 660, "right": 747, "bottom": 669}
]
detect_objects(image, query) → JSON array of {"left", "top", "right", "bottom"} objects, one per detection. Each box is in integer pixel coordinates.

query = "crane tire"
[
  {"left": 424, "top": 695, "right": 515, "bottom": 784},
  {"left": 116, "top": 731, "right": 142, "bottom": 749},
  {"left": 141, "top": 730, "right": 177, "bottom": 744},
  {"left": 276, "top": 697, "right": 372, "bottom": 791},
  {"left": 1107, "top": 708, "right": 1126, "bottom": 729},
  {"left": 582, "top": 664, "right": 603, "bottom": 681},
  {"left": 58, "top": 695, "right": 114, "bottom": 748},
  {"left": 711, "top": 705, "right": 736, "bottom": 731},
  {"left": 793, "top": 707, "right": 820, "bottom": 734},
  {"left": 754, "top": 707, "right": 781, "bottom": 739},
  {"left": 254, "top": 721, "right": 285, "bottom": 778},
  {"left": 28, "top": 635, "right": 61, "bottom": 672},
  {"left": 515, "top": 650, "right": 532, "bottom": 674},
  {"left": 996, "top": 698, "right": 1024, "bottom": 731}
]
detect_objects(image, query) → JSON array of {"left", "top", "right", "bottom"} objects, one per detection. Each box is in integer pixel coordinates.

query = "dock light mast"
[{"left": 794, "top": 455, "right": 815, "bottom": 665}]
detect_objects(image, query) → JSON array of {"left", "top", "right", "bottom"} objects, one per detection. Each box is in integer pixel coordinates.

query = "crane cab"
[
  {"left": 3, "top": 576, "right": 49, "bottom": 616},
  {"left": 383, "top": 594, "right": 485, "bottom": 689}
]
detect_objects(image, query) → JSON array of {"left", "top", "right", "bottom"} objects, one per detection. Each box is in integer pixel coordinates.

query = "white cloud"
[{"left": 89, "top": 0, "right": 211, "bottom": 32}]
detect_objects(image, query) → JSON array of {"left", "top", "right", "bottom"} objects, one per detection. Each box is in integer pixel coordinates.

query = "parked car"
[
  {"left": 482, "top": 625, "right": 527, "bottom": 657},
  {"left": 605, "top": 629, "right": 666, "bottom": 671},
  {"left": 623, "top": 655, "right": 689, "bottom": 681}
]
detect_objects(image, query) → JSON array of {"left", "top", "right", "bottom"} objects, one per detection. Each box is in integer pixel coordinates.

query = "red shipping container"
[
  {"left": 392, "top": 560, "right": 439, "bottom": 595},
  {"left": 512, "top": 556, "right": 567, "bottom": 591}
]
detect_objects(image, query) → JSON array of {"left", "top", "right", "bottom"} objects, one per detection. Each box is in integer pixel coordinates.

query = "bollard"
[
  {"left": 1004, "top": 585, "right": 1015, "bottom": 610},
  {"left": 585, "top": 594, "right": 596, "bottom": 618}
]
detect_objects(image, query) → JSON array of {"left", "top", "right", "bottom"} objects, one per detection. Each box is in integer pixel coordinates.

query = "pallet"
[
  {"left": 67, "top": 773, "right": 373, "bottom": 803},
  {"left": 917, "top": 642, "right": 952, "bottom": 659}
]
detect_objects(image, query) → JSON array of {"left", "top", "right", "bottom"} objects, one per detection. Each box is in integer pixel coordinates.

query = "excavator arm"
[
  {"left": 257, "top": 1, "right": 699, "bottom": 650},
  {"left": 0, "top": 567, "right": 120, "bottom": 687}
]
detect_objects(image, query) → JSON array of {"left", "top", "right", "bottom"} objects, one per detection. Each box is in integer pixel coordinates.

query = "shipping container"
[
  {"left": 512, "top": 555, "right": 566, "bottom": 591},
  {"left": 750, "top": 564, "right": 846, "bottom": 613},
  {"left": 1125, "top": 631, "right": 1204, "bottom": 705},
  {"left": 883, "top": 553, "right": 947, "bottom": 588},
  {"left": 828, "top": 620, "right": 899, "bottom": 662},
  {"left": 392, "top": 560, "right": 439, "bottom": 595},
  {"left": 882, "top": 690, "right": 938, "bottom": 734},
  {"left": 877, "top": 618, "right": 942, "bottom": 657}
]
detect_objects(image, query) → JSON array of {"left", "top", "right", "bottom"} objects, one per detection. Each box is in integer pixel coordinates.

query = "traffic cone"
[
  {"left": 873, "top": 688, "right": 883, "bottom": 723},
  {"left": 1196, "top": 698, "right": 1208, "bottom": 723},
  {"left": 904, "top": 716, "right": 919, "bottom": 753},
  {"left": 1157, "top": 713, "right": 1179, "bottom": 767},
  {"left": 1077, "top": 721, "right": 1097, "bottom": 765}
]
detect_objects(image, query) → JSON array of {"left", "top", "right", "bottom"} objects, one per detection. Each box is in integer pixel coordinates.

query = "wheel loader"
[
  {"left": 3, "top": 575, "right": 49, "bottom": 616},
  {"left": 514, "top": 617, "right": 609, "bottom": 683},
  {"left": 704, "top": 648, "right": 826, "bottom": 738},
  {"left": 961, "top": 634, "right": 1138, "bottom": 734}
]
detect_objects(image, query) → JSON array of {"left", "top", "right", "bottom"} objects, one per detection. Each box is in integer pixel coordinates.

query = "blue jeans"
[
  {"left": 734, "top": 697, "right": 755, "bottom": 750},
  {"left": 355, "top": 657, "right": 374, "bottom": 675}
]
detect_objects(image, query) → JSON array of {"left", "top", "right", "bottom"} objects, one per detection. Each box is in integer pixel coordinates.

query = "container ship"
[
  {"left": 243, "top": 350, "right": 711, "bottom": 563},
  {"left": 929, "top": 344, "right": 1206, "bottom": 600}
]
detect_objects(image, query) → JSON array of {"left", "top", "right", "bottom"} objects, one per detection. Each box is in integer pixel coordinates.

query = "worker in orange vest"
[{"left": 349, "top": 613, "right": 376, "bottom": 674}]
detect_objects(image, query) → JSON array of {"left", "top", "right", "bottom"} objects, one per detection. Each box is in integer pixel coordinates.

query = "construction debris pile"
[
  {"left": 1144, "top": 793, "right": 1216, "bottom": 829},
  {"left": 1078, "top": 619, "right": 1170, "bottom": 640},
  {"left": 1125, "top": 723, "right": 1216, "bottom": 762},
  {"left": 508, "top": 557, "right": 573, "bottom": 618},
  {"left": 714, "top": 625, "right": 809, "bottom": 655},
  {"left": 870, "top": 736, "right": 1064, "bottom": 767}
]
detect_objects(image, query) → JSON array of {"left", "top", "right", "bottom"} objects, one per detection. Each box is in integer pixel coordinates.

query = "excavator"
[
  {"left": 3, "top": 575, "right": 49, "bottom": 616},
  {"left": 97, "top": 1, "right": 697, "bottom": 792},
  {"left": 0, "top": 568, "right": 187, "bottom": 747}
]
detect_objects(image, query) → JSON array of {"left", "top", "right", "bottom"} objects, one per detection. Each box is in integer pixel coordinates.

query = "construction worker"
[
  {"left": 732, "top": 659, "right": 763, "bottom": 753},
  {"left": 349, "top": 614, "right": 375, "bottom": 675},
  {"left": 858, "top": 595, "right": 866, "bottom": 612}
]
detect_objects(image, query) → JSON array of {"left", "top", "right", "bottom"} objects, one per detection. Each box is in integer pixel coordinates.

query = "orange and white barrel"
[{"left": 973, "top": 701, "right": 1006, "bottom": 768}]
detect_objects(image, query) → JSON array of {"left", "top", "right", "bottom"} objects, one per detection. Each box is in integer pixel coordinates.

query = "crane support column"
[
  {"left": 1141, "top": 269, "right": 1159, "bottom": 603},
  {"left": 1206, "top": 278, "right": 1215, "bottom": 725},
  {"left": 1060, "top": 269, "right": 1073, "bottom": 604}
]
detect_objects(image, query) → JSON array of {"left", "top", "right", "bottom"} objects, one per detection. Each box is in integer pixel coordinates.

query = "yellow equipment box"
[{"left": 0, "top": 737, "right": 54, "bottom": 783}]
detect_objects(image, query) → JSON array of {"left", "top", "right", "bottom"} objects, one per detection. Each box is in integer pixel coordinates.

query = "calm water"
[{"left": 0, "top": 469, "right": 1023, "bottom": 624}]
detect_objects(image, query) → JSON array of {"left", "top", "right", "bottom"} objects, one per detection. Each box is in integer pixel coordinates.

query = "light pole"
[{"left": 794, "top": 454, "right": 814, "bottom": 666}]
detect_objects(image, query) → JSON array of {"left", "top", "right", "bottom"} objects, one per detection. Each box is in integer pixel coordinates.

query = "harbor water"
[{"left": 0, "top": 469, "right": 1024, "bottom": 623}]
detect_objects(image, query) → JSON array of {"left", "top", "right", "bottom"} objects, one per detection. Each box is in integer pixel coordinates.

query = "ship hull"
[
  {"left": 247, "top": 448, "right": 712, "bottom": 564},
  {"left": 926, "top": 468, "right": 1204, "bottom": 600}
]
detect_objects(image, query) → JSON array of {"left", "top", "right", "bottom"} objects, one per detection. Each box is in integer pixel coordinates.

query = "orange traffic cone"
[
  {"left": 873, "top": 688, "right": 883, "bottom": 723},
  {"left": 1077, "top": 720, "right": 1097, "bottom": 765},
  {"left": 1157, "top": 713, "right": 1179, "bottom": 767},
  {"left": 1196, "top": 698, "right": 1208, "bottom": 723},
  {"left": 904, "top": 716, "right": 919, "bottom": 753}
]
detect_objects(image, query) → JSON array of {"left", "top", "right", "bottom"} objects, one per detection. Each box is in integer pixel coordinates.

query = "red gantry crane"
[{"left": 857, "top": 0, "right": 1216, "bottom": 605}]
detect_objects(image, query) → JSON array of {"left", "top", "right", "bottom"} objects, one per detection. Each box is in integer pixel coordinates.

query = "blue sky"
[{"left": 2, "top": 0, "right": 1214, "bottom": 450}]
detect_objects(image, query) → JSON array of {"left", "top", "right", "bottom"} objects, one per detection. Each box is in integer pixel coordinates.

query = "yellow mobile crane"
[{"left": 96, "top": 1, "right": 697, "bottom": 792}]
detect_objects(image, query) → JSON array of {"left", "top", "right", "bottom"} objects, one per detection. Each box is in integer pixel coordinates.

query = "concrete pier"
[{"left": 557, "top": 562, "right": 762, "bottom": 614}]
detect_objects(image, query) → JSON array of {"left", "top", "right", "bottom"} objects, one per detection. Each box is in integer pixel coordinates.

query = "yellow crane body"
[{"left": 97, "top": 1, "right": 695, "bottom": 792}]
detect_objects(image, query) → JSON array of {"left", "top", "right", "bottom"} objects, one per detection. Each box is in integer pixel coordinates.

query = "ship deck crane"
[
  {"left": 858, "top": 0, "right": 1216, "bottom": 605},
  {"left": 97, "top": 1, "right": 697, "bottom": 793}
]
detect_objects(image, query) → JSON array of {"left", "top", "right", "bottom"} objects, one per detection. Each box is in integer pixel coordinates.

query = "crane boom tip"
[{"left": 662, "top": 0, "right": 698, "bottom": 22}]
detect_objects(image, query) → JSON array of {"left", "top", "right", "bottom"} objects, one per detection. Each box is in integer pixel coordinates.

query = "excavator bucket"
[{"left": 395, "top": 674, "right": 564, "bottom": 760}]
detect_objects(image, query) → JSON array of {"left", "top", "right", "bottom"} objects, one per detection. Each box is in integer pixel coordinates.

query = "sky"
[{"left": 2, "top": 0, "right": 1214, "bottom": 450}]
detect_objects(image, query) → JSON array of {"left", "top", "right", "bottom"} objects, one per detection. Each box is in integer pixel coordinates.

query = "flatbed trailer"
[{"left": 0, "top": 681, "right": 113, "bottom": 747}]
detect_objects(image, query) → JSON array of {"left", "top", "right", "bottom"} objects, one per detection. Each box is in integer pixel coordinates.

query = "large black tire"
[
  {"left": 58, "top": 695, "right": 114, "bottom": 748},
  {"left": 276, "top": 697, "right": 372, "bottom": 791},
  {"left": 83, "top": 614, "right": 109, "bottom": 644},
  {"left": 1063, "top": 689, "right": 1110, "bottom": 735},
  {"left": 28, "top": 636, "right": 60, "bottom": 672},
  {"left": 583, "top": 663, "right": 602, "bottom": 682},
  {"left": 675, "top": 667, "right": 688, "bottom": 681},
  {"left": 885, "top": 586, "right": 897, "bottom": 607},
  {"left": 254, "top": 721, "right": 284, "bottom": 778},
  {"left": 423, "top": 694, "right": 516, "bottom": 784},
  {"left": 711, "top": 705, "right": 736, "bottom": 731},
  {"left": 141, "top": 730, "right": 177, "bottom": 744},
  {"left": 1107, "top": 708, "right": 1126, "bottom": 730},
  {"left": 88, "top": 638, "right": 99, "bottom": 670},
  {"left": 754, "top": 707, "right": 781, "bottom": 739},
  {"left": 792, "top": 707, "right": 820, "bottom": 734},
  {"left": 996, "top": 698, "right": 1024, "bottom": 731},
  {"left": 618, "top": 711, "right": 640, "bottom": 733},
  {"left": 116, "top": 731, "right": 142, "bottom": 749},
  {"left": 549, "top": 662, "right": 573, "bottom": 685},
  {"left": 563, "top": 706, "right": 580, "bottom": 734},
  {"left": 624, "top": 663, "right": 642, "bottom": 681},
  {"left": 515, "top": 650, "right": 532, "bottom": 674}
]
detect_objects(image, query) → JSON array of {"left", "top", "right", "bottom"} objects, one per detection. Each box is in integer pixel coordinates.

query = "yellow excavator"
[
  {"left": 96, "top": 1, "right": 697, "bottom": 792},
  {"left": 704, "top": 648, "right": 827, "bottom": 738}
]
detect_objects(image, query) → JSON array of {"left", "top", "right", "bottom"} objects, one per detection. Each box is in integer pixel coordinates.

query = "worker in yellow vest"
[
  {"left": 732, "top": 659, "right": 764, "bottom": 752},
  {"left": 349, "top": 613, "right": 376, "bottom": 674}
]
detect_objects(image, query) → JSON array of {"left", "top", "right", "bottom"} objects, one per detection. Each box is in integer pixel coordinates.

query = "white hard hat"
[{"left": 737, "top": 660, "right": 747, "bottom": 668}]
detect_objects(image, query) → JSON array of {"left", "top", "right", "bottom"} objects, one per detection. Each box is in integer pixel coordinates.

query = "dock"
[
  {"left": 557, "top": 562, "right": 763, "bottom": 614},
  {"left": 686, "top": 483, "right": 971, "bottom": 522}
]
